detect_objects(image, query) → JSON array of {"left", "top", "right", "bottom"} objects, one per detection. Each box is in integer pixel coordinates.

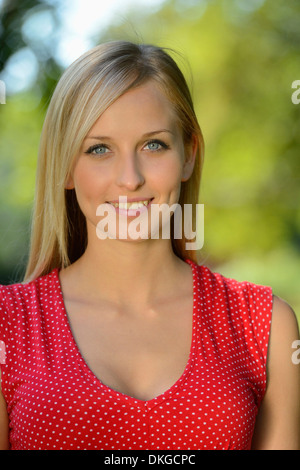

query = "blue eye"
[
  {"left": 86, "top": 144, "right": 109, "bottom": 155},
  {"left": 145, "top": 139, "right": 169, "bottom": 152}
]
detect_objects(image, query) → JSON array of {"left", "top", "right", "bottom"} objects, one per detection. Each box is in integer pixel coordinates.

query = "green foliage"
[{"left": 0, "top": 92, "right": 44, "bottom": 282}]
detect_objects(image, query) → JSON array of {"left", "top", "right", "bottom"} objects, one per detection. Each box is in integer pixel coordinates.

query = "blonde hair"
[{"left": 24, "top": 41, "right": 204, "bottom": 282}]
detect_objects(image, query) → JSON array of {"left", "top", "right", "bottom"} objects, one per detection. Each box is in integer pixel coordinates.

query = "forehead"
[{"left": 87, "top": 81, "right": 179, "bottom": 137}]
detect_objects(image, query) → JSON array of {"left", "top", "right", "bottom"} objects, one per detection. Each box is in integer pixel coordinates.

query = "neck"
[{"left": 69, "top": 238, "right": 188, "bottom": 306}]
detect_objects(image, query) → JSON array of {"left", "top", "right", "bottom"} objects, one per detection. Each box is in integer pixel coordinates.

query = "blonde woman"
[{"left": 0, "top": 41, "right": 299, "bottom": 450}]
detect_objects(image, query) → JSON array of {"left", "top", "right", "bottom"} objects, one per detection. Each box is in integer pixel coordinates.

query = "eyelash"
[
  {"left": 85, "top": 144, "right": 109, "bottom": 155},
  {"left": 145, "top": 139, "right": 170, "bottom": 152},
  {"left": 85, "top": 139, "right": 170, "bottom": 156}
]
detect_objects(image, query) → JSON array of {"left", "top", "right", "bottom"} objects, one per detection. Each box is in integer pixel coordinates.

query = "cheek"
[
  {"left": 151, "top": 155, "right": 184, "bottom": 196},
  {"left": 72, "top": 160, "right": 108, "bottom": 207}
]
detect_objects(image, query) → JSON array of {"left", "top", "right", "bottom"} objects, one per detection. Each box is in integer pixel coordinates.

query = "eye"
[
  {"left": 144, "top": 139, "right": 170, "bottom": 152},
  {"left": 85, "top": 144, "right": 110, "bottom": 155}
]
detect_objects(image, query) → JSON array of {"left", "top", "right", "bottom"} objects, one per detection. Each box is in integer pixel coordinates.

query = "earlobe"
[
  {"left": 65, "top": 175, "right": 75, "bottom": 190},
  {"left": 181, "top": 134, "right": 198, "bottom": 182}
]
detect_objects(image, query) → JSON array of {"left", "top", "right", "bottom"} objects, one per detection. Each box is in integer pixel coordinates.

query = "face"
[{"left": 66, "top": 80, "right": 197, "bottom": 244}]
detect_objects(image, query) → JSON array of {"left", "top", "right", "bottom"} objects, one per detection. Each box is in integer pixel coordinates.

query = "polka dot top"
[{"left": 0, "top": 260, "right": 272, "bottom": 450}]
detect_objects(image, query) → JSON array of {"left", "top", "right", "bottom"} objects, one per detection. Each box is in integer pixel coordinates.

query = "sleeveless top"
[{"left": 0, "top": 260, "right": 272, "bottom": 450}]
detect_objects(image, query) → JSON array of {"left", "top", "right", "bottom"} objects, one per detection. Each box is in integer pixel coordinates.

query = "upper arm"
[
  {"left": 0, "top": 371, "right": 9, "bottom": 450},
  {"left": 252, "top": 295, "right": 300, "bottom": 450}
]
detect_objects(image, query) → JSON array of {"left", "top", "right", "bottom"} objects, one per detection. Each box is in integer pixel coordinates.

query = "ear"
[
  {"left": 65, "top": 174, "right": 75, "bottom": 190},
  {"left": 181, "top": 134, "right": 198, "bottom": 182}
]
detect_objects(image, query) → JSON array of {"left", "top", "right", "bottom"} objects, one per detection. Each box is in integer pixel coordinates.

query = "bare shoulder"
[
  {"left": 272, "top": 294, "right": 298, "bottom": 317},
  {"left": 268, "top": 294, "right": 299, "bottom": 375},
  {"left": 270, "top": 295, "right": 299, "bottom": 347}
]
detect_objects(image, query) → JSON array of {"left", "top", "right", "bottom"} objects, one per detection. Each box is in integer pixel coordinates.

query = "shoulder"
[
  {"left": 190, "top": 260, "right": 296, "bottom": 327},
  {"left": 196, "top": 261, "right": 299, "bottom": 355},
  {"left": 0, "top": 269, "right": 60, "bottom": 356},
  {"left": 271, "top": 294, "right": 298, "bottom": 329},
  {"left": 0, "top": 278, "right": 36, "bottom": 311},
  {"left": 191, "top": 261, "right": 273, "bottom": 354},
  {"left": 0, "top": 269, "right": 59, "bottom": 317},
  {"left": 269, "top": 295, "right": 299, "bottom": 359},
  {"left": 193, "top": 261, "right": 273, "bottom": 307}
]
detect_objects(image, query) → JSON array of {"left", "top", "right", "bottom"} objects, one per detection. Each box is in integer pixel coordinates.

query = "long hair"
[{"left": 24, "top": 41, "right": 204, "bottom": 282}]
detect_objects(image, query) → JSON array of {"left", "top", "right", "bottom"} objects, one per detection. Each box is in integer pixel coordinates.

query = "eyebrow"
[{"left": 85, "top": 129, "right": 175, "bottom": 140}]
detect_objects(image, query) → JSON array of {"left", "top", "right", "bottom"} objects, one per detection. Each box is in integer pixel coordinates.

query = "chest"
[
  {"left": 6, "top": 343, "right": 258, "bottom": 450},
  {"left": 63, "top": 294, "right": 194, "bottom": 401}
]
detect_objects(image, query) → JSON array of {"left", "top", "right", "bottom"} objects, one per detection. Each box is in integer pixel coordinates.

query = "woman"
[{"left": 0, "top": 41, "right": 299, "bottom": 450}]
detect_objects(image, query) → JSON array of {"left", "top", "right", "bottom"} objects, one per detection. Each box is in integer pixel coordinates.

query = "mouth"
[{"left": 107, "top": 198, "right": 154, "bottom": 216}]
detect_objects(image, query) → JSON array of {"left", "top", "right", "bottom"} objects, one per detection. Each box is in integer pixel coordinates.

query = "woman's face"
[{"left": 67, "top": 80, "right": 196, "bottom": 243}]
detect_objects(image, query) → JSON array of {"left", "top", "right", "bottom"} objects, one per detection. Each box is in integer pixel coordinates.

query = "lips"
[
  {"left": 107, "top": 198, "right": 154, "bottom": 216},
  {"left": 109, "top": 199, "right": 151, "bottom": 209}
]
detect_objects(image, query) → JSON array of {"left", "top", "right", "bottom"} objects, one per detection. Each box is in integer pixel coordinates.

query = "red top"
[{"left": 0, "top": 260, "right": 272, "bottom": 450}]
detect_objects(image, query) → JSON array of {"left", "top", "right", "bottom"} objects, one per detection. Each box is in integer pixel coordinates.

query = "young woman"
[{"left": 0, "top": 41, "right": 299, "bottom": 450}]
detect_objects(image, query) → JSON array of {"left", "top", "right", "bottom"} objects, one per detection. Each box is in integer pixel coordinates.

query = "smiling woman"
[
  {"left": 25, "top": 41, "right": 203, "bottom": 281},
  {"left": 0, "top": 41, "right": 299, "bottom": 451},
  {"left": 66, "top": 81, "right": 196, "bottom": 246}
]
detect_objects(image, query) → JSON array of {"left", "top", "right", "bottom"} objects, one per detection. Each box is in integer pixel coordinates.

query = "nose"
[{"left": 116, "top": 151, "right": 145, "bottom": 191}]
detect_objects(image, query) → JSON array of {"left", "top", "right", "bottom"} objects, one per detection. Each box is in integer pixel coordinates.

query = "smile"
[
  {"left": 106, "top": 198, "right": 154, "bottom": 216},
  {"left": 108, "top": 199, "right": 152, "bottom": 210}
]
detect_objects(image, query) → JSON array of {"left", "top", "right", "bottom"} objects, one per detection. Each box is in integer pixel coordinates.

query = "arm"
[
  {"left": 251, "top": 295, "right": 300, "bottom": 450},
  {"left": 0, "top": 371, "right": 9, "bottom": 450}
]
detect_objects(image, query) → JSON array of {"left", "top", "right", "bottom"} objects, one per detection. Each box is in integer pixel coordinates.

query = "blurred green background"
[{"left": 0, "top": 0, "right": 299, "bottom": 320}]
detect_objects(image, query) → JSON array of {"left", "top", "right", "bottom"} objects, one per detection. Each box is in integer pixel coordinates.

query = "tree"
[{"left": 0, "top": 0, "right": 62, "bottom": 100}]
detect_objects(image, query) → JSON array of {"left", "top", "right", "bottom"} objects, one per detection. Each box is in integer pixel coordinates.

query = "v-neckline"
[{"left": 54, "top": 259, "right": 200, "bottom": 409}]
